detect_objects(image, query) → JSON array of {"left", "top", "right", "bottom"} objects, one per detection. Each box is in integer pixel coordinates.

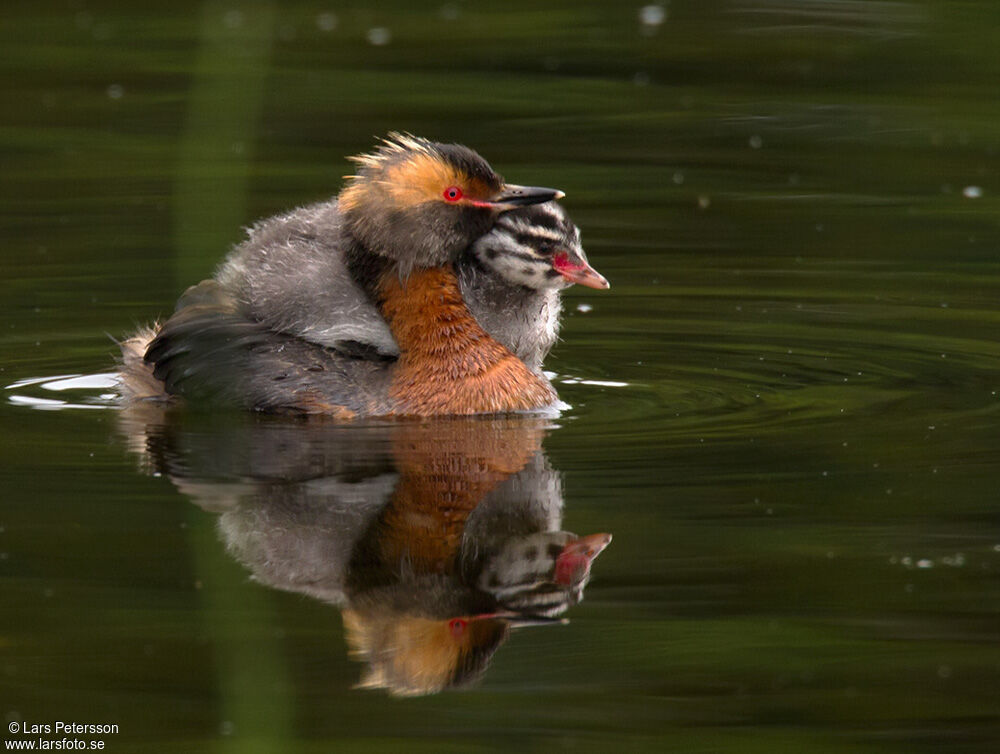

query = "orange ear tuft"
[
  {"left": 341, "top": 141, "right": 468, "bottom": 212},
  {"left": 380, "top": 152, "right": 463, "bottom": 208}
]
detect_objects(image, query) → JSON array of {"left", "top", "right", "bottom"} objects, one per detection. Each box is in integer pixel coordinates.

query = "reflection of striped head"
[
  {"left": 471, "top": 203, "right": 609, "bottom": 291},
  {"left": 477, "top": 531, "right": 612, "bottom": 618}
]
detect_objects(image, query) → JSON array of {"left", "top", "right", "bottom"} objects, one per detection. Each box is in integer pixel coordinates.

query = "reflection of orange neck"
[
  {"left": 379, "top": 266, "right": 556, "bottom": 416},
  {"left": 377, "top": 421, "right": 544, "bottom": 574}
]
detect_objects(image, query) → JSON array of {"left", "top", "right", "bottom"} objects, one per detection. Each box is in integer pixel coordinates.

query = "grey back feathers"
[{"left": 216, "top": 200, "right": 400, "bottom": 359}]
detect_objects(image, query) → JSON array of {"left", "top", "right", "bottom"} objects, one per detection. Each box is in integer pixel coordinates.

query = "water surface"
[{"left": 2, "top": 1, "right": 1000, "bottom": 751}]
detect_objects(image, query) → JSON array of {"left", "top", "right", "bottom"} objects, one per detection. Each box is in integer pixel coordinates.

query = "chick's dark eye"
[
  {"left": 443, "top": 186, "right": 463, "bottom": 202},
  {"left": 538, "top": 241, "right": 555, "bottom": 253}
]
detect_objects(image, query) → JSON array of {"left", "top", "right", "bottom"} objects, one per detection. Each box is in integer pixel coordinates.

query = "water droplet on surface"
[
  {"left": 367, "top": 27, "right": 391, "bottom": 46},
  {"left": 223, "top": 10, "right": 244, "bottom": 29},
  {"left": 316, "top": 12, "right": 338, "bottom": 32},
  {"left": 639, "top": 4, "right": 667, "bottom": 29}
]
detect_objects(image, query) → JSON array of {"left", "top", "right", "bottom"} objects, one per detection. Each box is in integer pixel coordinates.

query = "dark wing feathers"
[{"left": 145, "top": 280, "right": 391, "bottom": 413}]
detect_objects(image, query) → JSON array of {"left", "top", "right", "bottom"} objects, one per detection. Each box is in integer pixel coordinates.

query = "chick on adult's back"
[
  {"left": 121, "top": 135, "right": 578, "bottom": 417},
  {"left": 215, "top": 134, "right": 560, "bottom": 358}
]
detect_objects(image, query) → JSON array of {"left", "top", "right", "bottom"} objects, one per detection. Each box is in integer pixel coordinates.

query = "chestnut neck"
[{"left": 376, "top": 265, "right": 556, "bottom": 416}]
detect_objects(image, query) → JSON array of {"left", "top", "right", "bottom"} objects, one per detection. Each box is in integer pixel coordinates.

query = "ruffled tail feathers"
[{"left": 115, "top": 324, "right": 170, "bottom": 403}]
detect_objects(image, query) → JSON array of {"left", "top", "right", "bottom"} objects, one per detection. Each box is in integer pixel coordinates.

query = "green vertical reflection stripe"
[
  {"left": 175, "top": 2, "right": 293, "bottom": 750},
  {"left": 189, "top": 509, "right": 294, "bottom": 752},
  {"left": 174, "top": 0, "right": 275, "bottom": 284}
]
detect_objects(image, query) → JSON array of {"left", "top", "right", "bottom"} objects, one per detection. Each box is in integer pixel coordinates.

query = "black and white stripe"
[
  {"left": 476, "top": 532, "right": 589, "bottom": 618},
  {"left": 470, "top": 202, "right": 585, "bottom": 290}
]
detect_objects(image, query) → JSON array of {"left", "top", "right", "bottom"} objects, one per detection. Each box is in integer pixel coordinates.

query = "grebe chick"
[{"left": 460, "top": 201, "right": 608, "bottom": 374}]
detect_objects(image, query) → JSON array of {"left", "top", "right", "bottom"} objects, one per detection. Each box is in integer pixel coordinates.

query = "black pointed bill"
[{"left": 487, "top": 184, "right": 565, "bottom": 210}]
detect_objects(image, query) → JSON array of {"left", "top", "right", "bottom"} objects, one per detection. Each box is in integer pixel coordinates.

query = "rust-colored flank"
[{"left": 379, "top": 266, "right": 557, "bottom": 416}]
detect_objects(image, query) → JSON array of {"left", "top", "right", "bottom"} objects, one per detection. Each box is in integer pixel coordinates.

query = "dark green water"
[{"left": 3, "top": 1, "right": 1000, "bottom": 751}]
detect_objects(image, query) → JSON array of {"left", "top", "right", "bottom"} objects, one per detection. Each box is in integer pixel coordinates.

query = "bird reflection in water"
[{"left": 119, "top": 409, "right": 611, "bottom": 696}]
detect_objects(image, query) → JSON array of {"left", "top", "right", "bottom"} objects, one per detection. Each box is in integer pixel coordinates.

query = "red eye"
[{"left": 443, "top": 186, "right": 463, "bottom": 202}]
